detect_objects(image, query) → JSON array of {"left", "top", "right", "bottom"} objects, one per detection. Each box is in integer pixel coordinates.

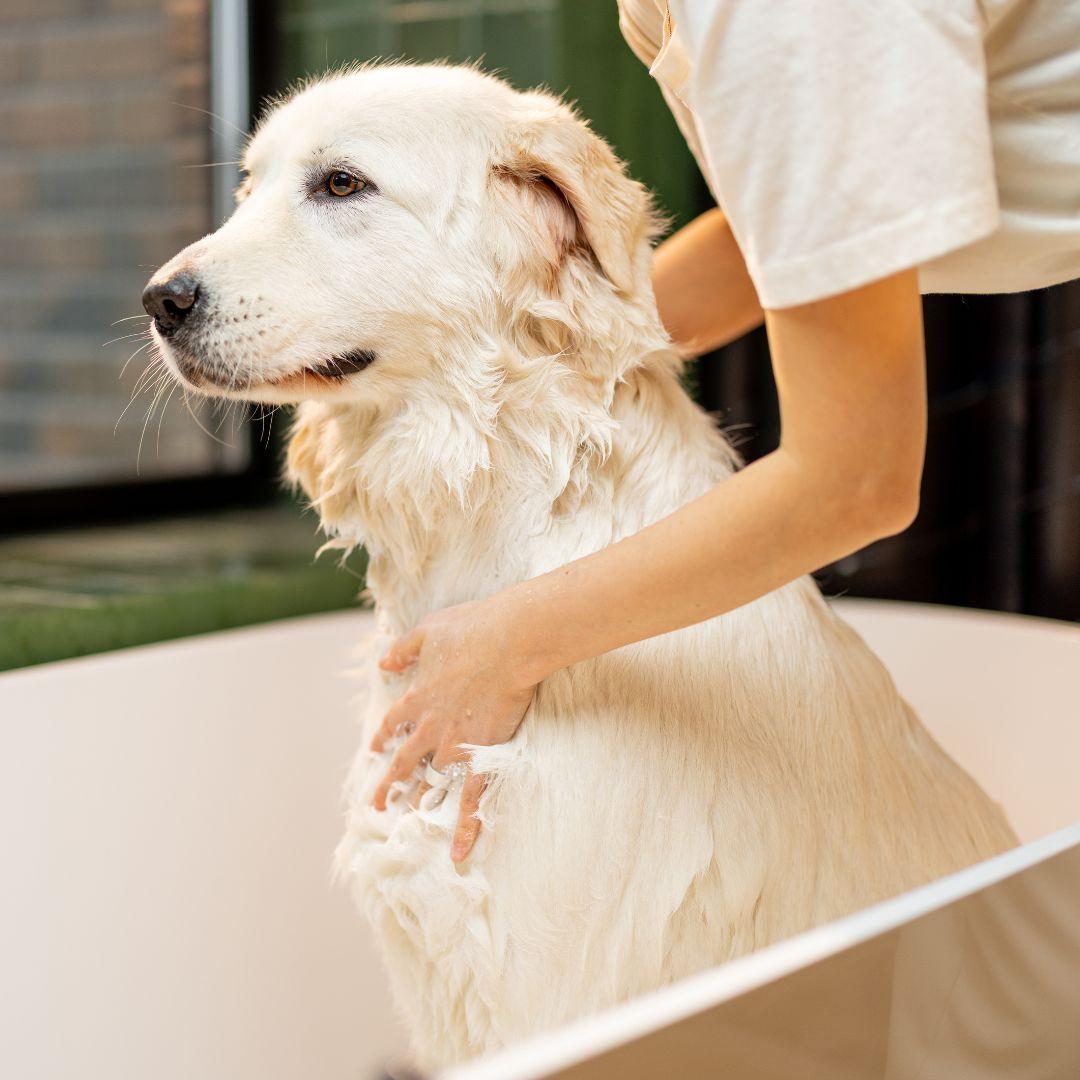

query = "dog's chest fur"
[{"left": 303, "top": 352, "right": 740, "bottom": 632}]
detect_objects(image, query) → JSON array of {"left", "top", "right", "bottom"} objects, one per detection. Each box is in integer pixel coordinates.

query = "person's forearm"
[
  {"left": 506, "top": 269, "right": 927, "bottom": 684},
  {"left": 652, "top": 207, "right": 764, "bottom": 354},
  {"left": 503, "top": 447, "right": 901, "bottom": 683}
]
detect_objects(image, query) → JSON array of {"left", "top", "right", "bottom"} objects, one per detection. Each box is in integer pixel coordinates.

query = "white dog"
[{"left": 144, "top": 64, "right": 1017, "bottom": 1071}]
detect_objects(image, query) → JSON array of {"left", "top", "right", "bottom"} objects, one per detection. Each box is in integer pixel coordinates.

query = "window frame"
[{"left": 0, "top": 0, "right": 278, "bottom": 537}]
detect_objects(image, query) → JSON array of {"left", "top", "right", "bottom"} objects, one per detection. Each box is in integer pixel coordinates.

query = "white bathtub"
[{"left": 1, "top": 601, "right": 1077, "bottom": 1080}]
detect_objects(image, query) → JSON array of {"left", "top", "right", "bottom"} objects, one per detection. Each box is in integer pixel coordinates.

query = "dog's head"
[{"left": 142, "top": 63, "right": 658, "bottom": 407}]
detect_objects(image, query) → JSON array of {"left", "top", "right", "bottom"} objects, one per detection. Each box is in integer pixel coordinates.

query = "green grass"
[{"left": 0, "top": 505, "right": 367, "bottom": 671}]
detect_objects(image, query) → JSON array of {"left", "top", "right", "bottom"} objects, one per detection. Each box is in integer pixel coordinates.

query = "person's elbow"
[
  {"left": 782, "top": 436, "right": 923, "bottom": 546},
  {"left": 847, "top": 460, "right": 922, "bottom": 541}
]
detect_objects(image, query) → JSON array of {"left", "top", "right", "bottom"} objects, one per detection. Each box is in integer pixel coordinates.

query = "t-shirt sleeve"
[{"left": 669, "top": 0, "right": 1001, "bottom": 308}]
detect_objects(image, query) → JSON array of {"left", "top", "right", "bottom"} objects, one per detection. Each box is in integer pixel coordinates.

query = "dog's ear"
[{"left": 493, "top": 95, "right": 658, "bottom": 295}]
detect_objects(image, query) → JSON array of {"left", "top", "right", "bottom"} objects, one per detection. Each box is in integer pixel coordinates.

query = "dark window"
[{"left": 0, "top": 1, "right": 271, "bottom": 532}]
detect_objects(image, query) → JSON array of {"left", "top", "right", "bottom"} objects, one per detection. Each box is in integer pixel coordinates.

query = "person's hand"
[{"left": 370, "top": 597, "right": 538, "bottom": 862}]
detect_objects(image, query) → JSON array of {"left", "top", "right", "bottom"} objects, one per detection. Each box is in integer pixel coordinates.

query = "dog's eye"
[{"left": 325, "top": 171, "right": 365, "bottom": 197}]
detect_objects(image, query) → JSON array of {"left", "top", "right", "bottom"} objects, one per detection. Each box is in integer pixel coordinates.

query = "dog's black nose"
[{"left": 142, "top": 273, "right": 200, "bottom": 333}]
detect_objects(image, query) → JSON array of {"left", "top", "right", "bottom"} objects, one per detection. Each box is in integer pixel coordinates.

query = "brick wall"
[{"left": 0, "top": 1, "right": 239, "bottom": 491}]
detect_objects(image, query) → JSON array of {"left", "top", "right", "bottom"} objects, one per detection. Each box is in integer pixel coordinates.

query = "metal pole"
[{"left": 210, "top": 0, "right": 250, "bottom": 225}]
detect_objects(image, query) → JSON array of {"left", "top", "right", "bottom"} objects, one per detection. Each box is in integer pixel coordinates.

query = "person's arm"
[
  {"left": 371, "top": 269, "right": 927, "bottom": 861},
  {"left": 652, "top": 207, "right": 764, "bottom": 354}
]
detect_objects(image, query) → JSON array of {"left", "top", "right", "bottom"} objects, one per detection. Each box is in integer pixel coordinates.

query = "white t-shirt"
[{"left": 618, "top": 0, "right": 1080, "bottom": 308}]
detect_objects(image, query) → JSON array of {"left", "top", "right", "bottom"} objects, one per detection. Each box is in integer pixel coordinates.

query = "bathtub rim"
[
  {"left": 441, "top": 821, "right": 1080, "bottom": 1080},
  {"left": 0, "top": 597, "right": 1075, "bottom": 685}
]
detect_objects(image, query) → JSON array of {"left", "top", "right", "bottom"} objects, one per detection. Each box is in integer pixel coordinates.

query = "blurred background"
[{"left": 0, "top": 0, "right": 1077, "bottom": 670}]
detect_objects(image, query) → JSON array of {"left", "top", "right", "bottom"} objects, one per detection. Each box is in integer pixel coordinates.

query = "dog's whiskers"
[
  {"left": 136, "top": 370, "right": 175, "bottom": 473},
  {"left": 114, "top": 356, "right": 165, "bottom": 433},
  {"left": 181, "top": 160, "right": 243, "bottom": 169},
  {"left": 254, "top": 403, "right": 279, "bottom": 447},
  {"left": 119, "top": 339, "right": 155, "bottom": 380},
  {"left": 155, "top": 381, "right": 179, "bottom": 459},
  {"left": 128, "top": 356, "right": 167, "bottom": 401},
  {"left": 180, "top": 389, "right": 232, "bottom": 447},
  {"left": 212, "top": 397, "right": 233, "bottom": 437},
  {"left": 102, "top": 330, "right": 149, "bottom": 349},
  {"left": 171, "top": 100, "right": 247, "bottom": 138}
]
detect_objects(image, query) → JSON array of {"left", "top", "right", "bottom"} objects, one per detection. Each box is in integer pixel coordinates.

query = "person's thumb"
[{"left": 378, "top": 626, "right": 425, "bottom": 672}]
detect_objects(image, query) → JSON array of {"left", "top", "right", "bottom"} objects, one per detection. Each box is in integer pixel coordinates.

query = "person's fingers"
[
  {"left": 369, "top": 691, "right": 421, "bottom": 753},
  {"left": 378, "top": 626, "right": 425, "bottom": 672},
  {"left": 431, "top": 740, "right": 469, "bottom": 772},
  {"left": 451, "top": 772, "right": 486, "bottom": 862},
  {"left": 373, "top": 728, "right": 432, "bottom": 811}
]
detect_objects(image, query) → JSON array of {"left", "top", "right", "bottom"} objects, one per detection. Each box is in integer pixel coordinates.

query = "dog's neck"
[{"left": 290, "top": 291, "right": 683, "bottom": 631}]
